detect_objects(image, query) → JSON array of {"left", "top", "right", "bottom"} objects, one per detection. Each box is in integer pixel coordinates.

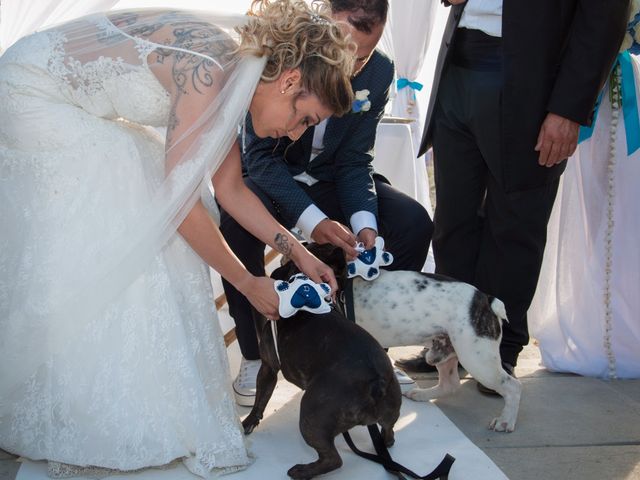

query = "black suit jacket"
[
  {"left": 242, "top": 50, "right": 394, "bottom": 227},
  {"left": 419, "top": 0, "right": 630, "bottom": 191}
]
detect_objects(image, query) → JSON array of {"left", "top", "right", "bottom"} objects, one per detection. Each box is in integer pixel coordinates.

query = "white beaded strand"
[{"left": 603, "top": 65, "right": 621, "bottom": 380}]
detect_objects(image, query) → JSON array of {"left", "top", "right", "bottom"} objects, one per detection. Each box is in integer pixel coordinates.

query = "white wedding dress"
[
  {"left": 0, "top": 10, "right": 262, "bottom": 478},
  {"left": 529, "top": 53, "right": 640, "bottom": 379}
]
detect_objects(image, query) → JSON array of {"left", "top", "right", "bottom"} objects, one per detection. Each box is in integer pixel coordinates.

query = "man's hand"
[
  {"left": 311, "top": 219, "right": 358, "bottom": 259},
  {"left": 535, "top": 112, "right": 580, "bottom": 167},
  {"left": 357, "top": 228, "right": 377, "bottom": 250}
]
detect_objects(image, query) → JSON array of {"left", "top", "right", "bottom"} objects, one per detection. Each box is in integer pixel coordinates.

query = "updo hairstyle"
[{"left": 236, "top": 0, "right": 356, "bottom": 117}]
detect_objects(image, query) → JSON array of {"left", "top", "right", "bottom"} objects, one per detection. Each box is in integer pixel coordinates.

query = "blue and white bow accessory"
[
  {"left": 274, "top": 273, "right": 332, "bottom": 318},
  {"left": 347, "top": 236, "right": 393, "bottom": 281}
]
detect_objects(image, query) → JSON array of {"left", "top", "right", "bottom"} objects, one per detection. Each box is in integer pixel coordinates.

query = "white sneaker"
[
  {"left": 233, "top": 358, "right": 262, "bottom": 407},
  {"left": 394, "top": 367, "right": 416, "bottom": 394}
]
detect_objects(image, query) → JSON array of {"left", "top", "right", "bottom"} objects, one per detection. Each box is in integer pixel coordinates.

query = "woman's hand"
[
  {"left": 291, "top": 245, "right": 338, "bottom": 297},
  {"left": 236, "top": 275, "right": 280, "bottom": 320}
]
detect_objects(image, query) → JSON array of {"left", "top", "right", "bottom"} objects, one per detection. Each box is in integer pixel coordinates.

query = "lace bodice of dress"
[{"left": 44, "top": 16, "right": 171, "bottom": 126}]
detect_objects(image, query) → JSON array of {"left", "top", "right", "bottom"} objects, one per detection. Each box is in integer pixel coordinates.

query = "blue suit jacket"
[{"left": 242, "top": 50, "right": 394, "bottom": 228}]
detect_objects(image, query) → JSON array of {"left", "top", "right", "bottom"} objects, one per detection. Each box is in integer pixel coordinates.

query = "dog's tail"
[
  {"left": 489, "top": 296, "right": 508, "bottom": 323},
  {"left": 366, "top": 354, "right": 394, "bottom": 401},
  {"left": 369, "top": 377, "right": 389, "bottom": 401}
]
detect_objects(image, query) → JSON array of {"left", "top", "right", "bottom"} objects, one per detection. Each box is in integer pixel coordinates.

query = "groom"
[
  {"left": 219, "top": 0, "right": 433, "bottom": 407},
  {"left": 396, "top": 0, "right": 630, "bottom": 386}
]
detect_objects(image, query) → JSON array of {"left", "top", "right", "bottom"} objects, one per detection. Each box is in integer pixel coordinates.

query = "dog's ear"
[
  {"left": 270, "top": 256, "right": 300, "bottom": 281},
  {"left": 327, "top": 245, "right": 348, "bottom": 278},
  {"left": 306, "top": 243, "right": 347, "bottom": 277},
  {"left": 271, "top": 243, "right": 348, "bottom": 281}
]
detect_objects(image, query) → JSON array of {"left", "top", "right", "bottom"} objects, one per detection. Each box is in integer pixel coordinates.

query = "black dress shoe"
[
  {"left": 394, "top": 348, "right": 438, "bottom": 373},
  {"left": 477, "top": 362, "right": 516, "bottom": 396}
]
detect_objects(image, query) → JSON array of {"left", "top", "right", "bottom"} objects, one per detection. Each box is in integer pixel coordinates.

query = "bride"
[
  {"left": 529, "top": 16, "right": 640, "bottom": 380},
  {"left": 0, "top": 0, "right": 355, "bottom": 477}
]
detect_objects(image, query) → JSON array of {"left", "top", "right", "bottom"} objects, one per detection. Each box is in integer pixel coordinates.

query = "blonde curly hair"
[{"left": 236, "top": 0, "right": 356, "bottom": 117}]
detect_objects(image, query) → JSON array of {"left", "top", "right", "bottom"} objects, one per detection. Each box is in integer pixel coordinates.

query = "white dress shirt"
[{"left": 458, "top": 0, "right": 503, "bottom": 38}]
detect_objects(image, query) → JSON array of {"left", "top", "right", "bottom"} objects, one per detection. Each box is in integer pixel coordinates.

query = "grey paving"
[
  {"left": 489, "top": 446, "right": 640, "bottom": 480},
  {"left": 390, "top": 344, "right": 640, "bottom": 480}
]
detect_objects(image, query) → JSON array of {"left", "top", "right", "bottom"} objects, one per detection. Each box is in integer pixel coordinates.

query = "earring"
[{"left": 280, "top": 90, "right": 285, "bottom": 94}]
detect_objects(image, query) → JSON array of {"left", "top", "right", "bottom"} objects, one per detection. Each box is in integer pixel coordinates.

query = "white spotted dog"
[{"left": 309, "top": 244, "right": 522, "bottom": 433}]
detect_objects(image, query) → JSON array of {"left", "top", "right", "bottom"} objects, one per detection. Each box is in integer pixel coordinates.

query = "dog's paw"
[
  {"left": 287, "top": 458, "right": 342, "bottom": 480},
  {"left": 287, "top": 464, "right": 312, "bottom": 480},
  {"left": 404, "top": 387, "right": 428, "bottom": 401},
  {"left": 381, "top": 427, "right": 395, "bottom": 447},
  {"left": 241, "top": 415, "right": 260, "bottom": 435},
  {"left": 489, "top": 416, "right": 515, "bottom": 433}
]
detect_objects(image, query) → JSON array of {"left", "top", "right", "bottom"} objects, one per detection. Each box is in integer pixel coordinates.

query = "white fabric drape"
[
  {"left": 380, "top": 0, "right": 438, "bottom": 132},
  {"left": 0, "top": 0, "right": 119, "bottom": 50},
  {"left": 113, "top": 0, "right": 253, "bottom": 12},
  {"left": 373, "top": 123, "right": 418, "bottom": 199},
  {"left": 378, "top": 0, "right": 439, "bottom": 212},
  {"left": 529, "top": 55, "right": 640, "bottom": 379},
  {"left": 0, "top": 0, "right": 258, "bottom": 52}
]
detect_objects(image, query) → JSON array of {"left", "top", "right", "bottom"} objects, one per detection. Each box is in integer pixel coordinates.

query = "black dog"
[{"left": 241, "top": 255, "right": 402, "bottom": 480}]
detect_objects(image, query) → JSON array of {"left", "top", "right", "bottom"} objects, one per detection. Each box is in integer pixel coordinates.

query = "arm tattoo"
[
  {"left": 166, "top": 106, "right": 180, "bottom": 146},
  {"left": 274, "top": 233, "right": 293, "bottom": 256}
]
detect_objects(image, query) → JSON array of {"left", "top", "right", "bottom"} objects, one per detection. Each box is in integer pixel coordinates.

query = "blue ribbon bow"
[
  {"left": 397, "top": 78, "right": 423, "bottom": 92},
  {"left": 397, "top": 78, "right": 423, "bottom": 100},
  {"left": 579, "top": 50, "right": 640, "bottom": 156}
]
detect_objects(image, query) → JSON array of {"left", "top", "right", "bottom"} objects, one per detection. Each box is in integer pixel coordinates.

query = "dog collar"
[
  {"left": 274, "top": 273, "right": 332, "bottom": 318},
  {"left": 347, "top": 236, "right": 393, "bottom": 281}
]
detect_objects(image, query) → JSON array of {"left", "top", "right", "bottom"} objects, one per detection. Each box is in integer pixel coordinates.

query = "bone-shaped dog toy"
[
  {"left": 347, "top": 236, "right": 393, "bottom": 281},
  {"left": 274, "top": 273, "right": 332, "bottom": 318}
]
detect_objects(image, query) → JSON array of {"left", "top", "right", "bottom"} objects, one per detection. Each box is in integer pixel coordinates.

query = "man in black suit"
[
  {"left": 220, "top": 0, "right": 433, "bottom": 406},
  {"left": 396, "top": 0, "right": 629, "bottom": 387}
]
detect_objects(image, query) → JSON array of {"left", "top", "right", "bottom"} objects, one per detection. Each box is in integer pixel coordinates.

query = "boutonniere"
[{"left": 352, "top": 89, "right": 371, "bottom": 113}]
